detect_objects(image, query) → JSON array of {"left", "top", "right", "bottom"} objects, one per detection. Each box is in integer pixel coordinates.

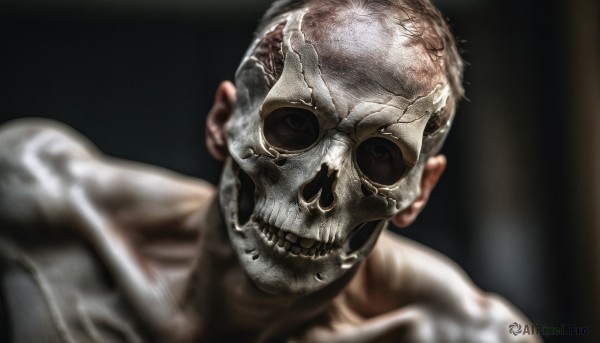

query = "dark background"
[{"left": 1, "top": 0, "right": 598, "bottom": 341}]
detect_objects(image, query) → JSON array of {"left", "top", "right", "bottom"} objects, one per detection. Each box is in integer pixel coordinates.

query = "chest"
[{"left": 1, "top": 233, "right": 365, "bottom": 343}]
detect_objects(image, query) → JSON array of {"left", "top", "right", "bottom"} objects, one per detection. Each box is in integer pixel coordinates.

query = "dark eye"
[
  {"left": 263, "top": 108, "right": 320, "bottom": 151},
  {"left": 356, "top": 137, "right": 405, "bottom": 185}
]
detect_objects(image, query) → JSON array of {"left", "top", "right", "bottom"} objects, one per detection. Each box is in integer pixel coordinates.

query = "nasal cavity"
[{"left": 301, "top": 164, "right": 337, "bottom": 209}]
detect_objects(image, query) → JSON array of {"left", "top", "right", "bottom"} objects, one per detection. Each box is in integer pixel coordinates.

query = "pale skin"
[
  {"left": 0, "top": 103, "right": 537, "bottom": 343},
  {"left": 0, "top": 4, "right": 539, "bottom": 343}
]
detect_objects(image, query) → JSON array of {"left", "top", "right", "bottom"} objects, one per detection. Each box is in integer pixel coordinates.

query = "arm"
[{"left": 0, "top": 119, "right": 214, "bottom": 337}]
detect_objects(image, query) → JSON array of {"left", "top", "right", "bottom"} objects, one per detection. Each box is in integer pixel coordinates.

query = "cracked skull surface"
[{"left": 219, "top": 8, "right": 450, "bottom": 295}]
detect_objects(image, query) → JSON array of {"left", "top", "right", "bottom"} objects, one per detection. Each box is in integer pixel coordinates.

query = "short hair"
[{"left": 256, "top": 0, "right": 464, "bottom": 141}]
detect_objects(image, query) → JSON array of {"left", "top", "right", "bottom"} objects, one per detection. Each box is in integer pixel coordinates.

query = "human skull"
[{"left": 219, "top": 8, "right": 450, "bottom": 295}]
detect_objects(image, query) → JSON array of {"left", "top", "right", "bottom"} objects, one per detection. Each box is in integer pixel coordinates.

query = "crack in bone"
[
  {"left": 259, "top": 12, "right": 315, "bottom": 116},
  {"left": 285, "top": 10, "right": 338, "bottom": 118},
  {"left": 320, "top": 75, "right": 339, "bottom": 117},
  {"left": 374, "top": 80, "right": 404, "bottom": 97},
  {"left": 300, "top": 16, "right": 339, "bottom": 117},
  {"left": 396, "top": 84, "right": 449, "bottom": 123},
  {"left": 289, "top": 28, "right": 315, "bottom": 109},
  {"left": 350, "top": 107, "right": 388, "bottom": 129},
  {"left": 295, "top": 11, "right": 338, "bottom": 116}
]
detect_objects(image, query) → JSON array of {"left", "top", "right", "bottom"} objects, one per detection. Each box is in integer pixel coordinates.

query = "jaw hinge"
[
  {"left": 235, "top": 162, "right": 256, "bottom": 226},
  {"left": 343, "top": 220, "right": 381, "bottom": 254}
]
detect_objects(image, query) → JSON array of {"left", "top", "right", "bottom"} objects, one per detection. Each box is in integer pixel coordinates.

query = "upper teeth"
[{"left": 256, "top": 220, "right": 334, "bottom": 257}]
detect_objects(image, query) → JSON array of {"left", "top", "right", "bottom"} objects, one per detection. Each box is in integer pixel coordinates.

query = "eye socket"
[
  {"left": 356, "top": 137, "right": 405, "bottom": 185},
  {"left": 263, "top": 107, "right": 320, "bottom": 152}
]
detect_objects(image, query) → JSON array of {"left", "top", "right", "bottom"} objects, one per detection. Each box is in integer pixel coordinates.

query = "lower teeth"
[{"left": 258, "top": 223, "right": 328, "bottom": 257}]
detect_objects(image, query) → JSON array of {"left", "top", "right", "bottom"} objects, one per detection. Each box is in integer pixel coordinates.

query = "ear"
[
  {"left": 392, "top": 155, "right": 446, "bottom": 228},
  {"left": 206, "top": 81, "right": 236, "bottom": 161}
]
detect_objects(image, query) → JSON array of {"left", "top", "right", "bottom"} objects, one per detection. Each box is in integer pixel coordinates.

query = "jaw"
[{"left": 218, "top": 158, "right": 386, "bottom": 296}]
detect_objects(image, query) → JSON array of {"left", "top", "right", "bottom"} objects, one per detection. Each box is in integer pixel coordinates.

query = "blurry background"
[{"left": 0, "top": 0, "right": 598, "bottom": 341}]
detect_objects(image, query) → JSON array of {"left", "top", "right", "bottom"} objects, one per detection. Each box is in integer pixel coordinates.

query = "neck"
[{"left": 186, "top": 193, "right": 357, "bottom": 341}]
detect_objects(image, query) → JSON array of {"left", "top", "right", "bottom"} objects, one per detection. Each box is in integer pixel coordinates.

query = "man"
[{"left": 0, "top": 0, "right": 538, "bottom": 342}]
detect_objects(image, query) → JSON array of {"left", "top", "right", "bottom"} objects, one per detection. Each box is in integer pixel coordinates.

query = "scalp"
[
  {"left": 257, "top": 0, "right": 464, "bottom": 135},
  {"left": 302, "top": 3, "right": 445, "bottom": 102}
]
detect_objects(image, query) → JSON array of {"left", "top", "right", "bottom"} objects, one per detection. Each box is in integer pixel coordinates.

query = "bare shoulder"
[
  {"left": 0, "top": 118, "right": 216, "bottom": 232},
  {"left": 0, "top": 119, "right": 217, "bottom": 341},
  {"left": 335, "top": 230, "right": 541, "bottom": 342}
]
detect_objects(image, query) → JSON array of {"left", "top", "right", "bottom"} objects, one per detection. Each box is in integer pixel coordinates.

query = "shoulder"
[
  {"left": 346, "top": 230, "right": 479, "bottom": 314},
  {"left": 0, "top": 118, "right": 100, "bottom": 163},
  {"left": 0, "top": 118, "right": 97, "bottom": 229},
  {"left": 339, "top": 230, "right": 540, "bottom": 342},
  {"left": 0, "top": 118, "right": 217, "bottom": 232}
]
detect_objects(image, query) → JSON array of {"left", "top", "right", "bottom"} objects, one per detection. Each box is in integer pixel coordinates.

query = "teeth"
[
  {"left": 300, "top": 238, "right": 315, "bottom": 248},
  {"left": 285, "top": 233, "right": 298, "bottom": 243},
  {"left": 256, "top": 219, "right": 337, "bottom": 258}
]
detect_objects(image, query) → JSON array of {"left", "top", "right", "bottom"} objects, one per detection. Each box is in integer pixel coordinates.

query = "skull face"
[{"left": 219, "top": 9, "right": 450, "bottom": 295}]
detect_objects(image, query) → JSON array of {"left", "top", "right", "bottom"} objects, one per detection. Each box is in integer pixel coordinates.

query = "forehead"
[
  {"left": 255, "top": 8, "right": 449, "bottom": 164},
  {"left": 300, "top": 5, "right": 444, "bottom": 116}
]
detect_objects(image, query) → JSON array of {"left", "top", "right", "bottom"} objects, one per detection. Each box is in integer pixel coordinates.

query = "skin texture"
[
  {"left": 0, "top": 2, "right": 540, "bottom": 343},
  {"left": 0, "top": 120, "right": 538, "bottom": 343}
]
